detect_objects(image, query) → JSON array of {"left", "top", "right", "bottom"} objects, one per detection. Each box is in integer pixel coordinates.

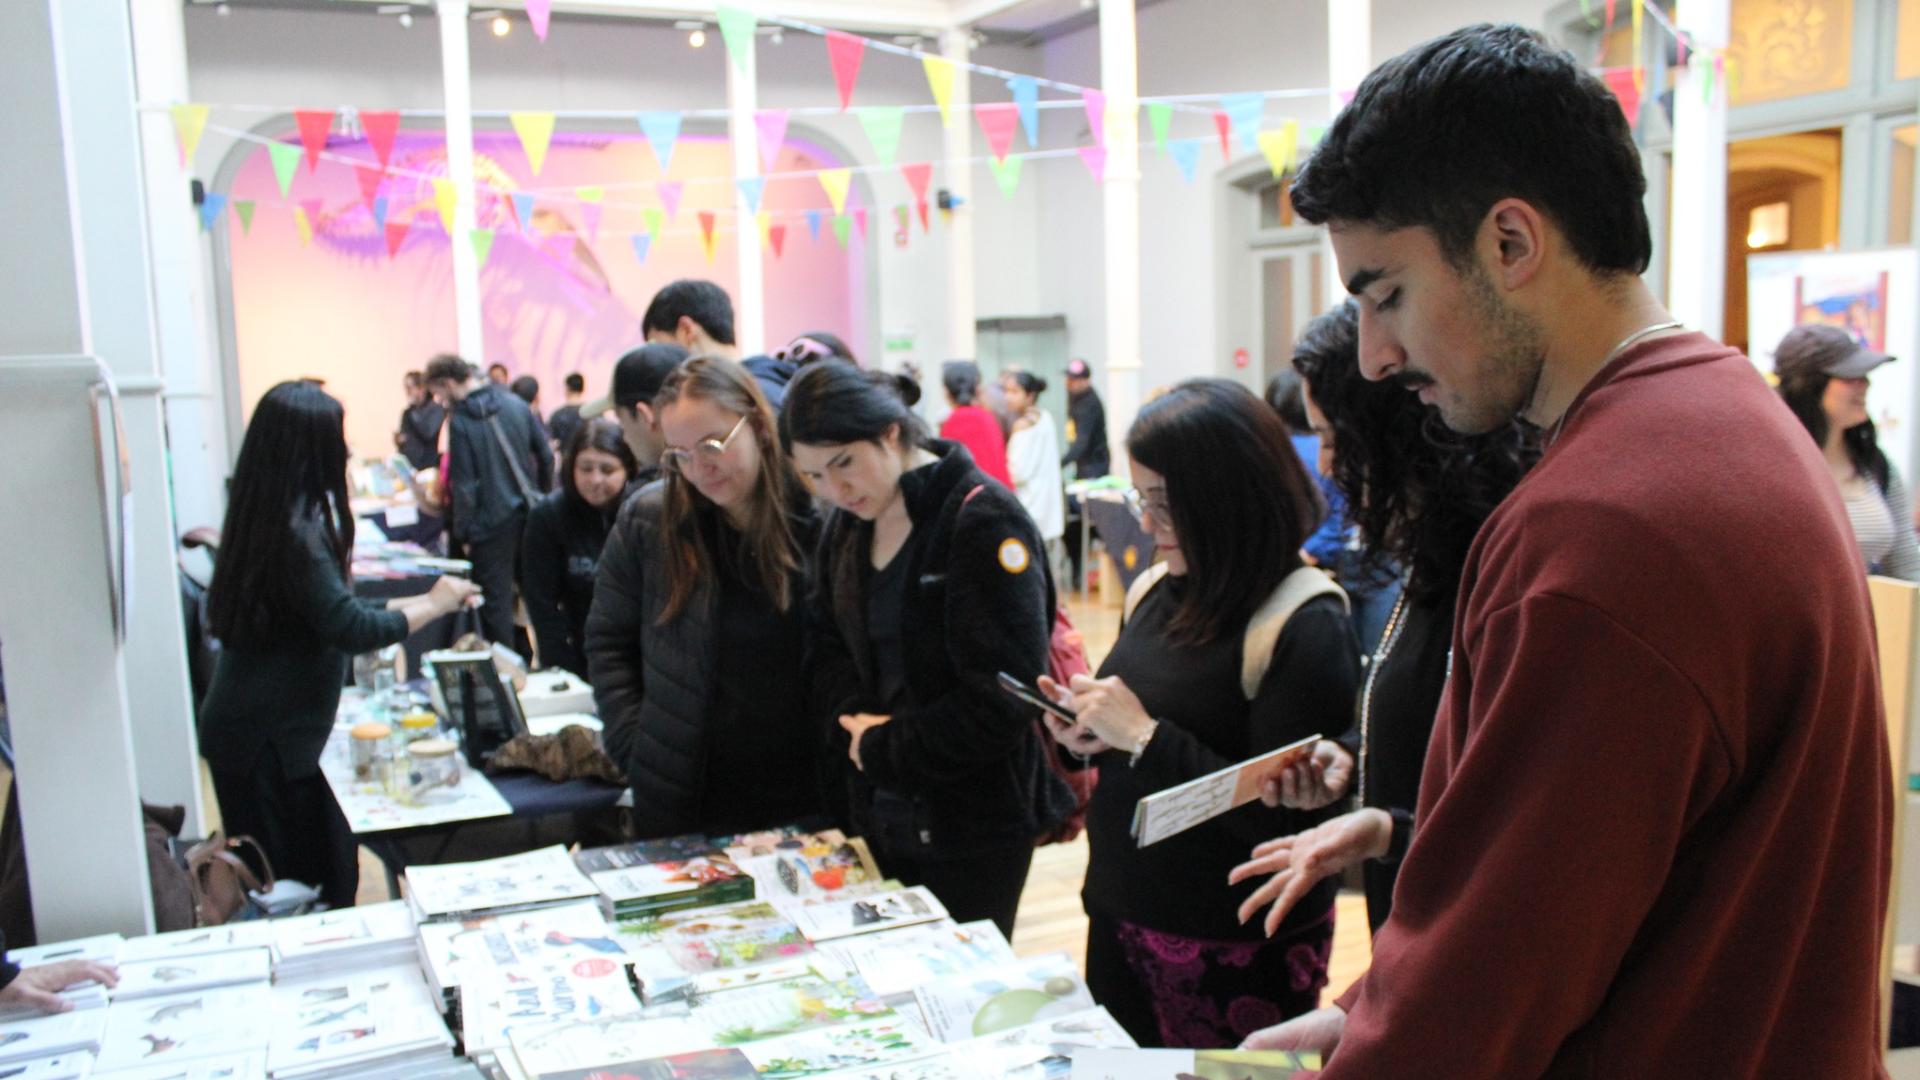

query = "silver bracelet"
[{"left": 1127, "top": 720, "right": 1159, "bottom": 768}]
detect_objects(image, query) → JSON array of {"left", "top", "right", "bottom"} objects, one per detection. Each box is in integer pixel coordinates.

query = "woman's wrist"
[{"left": 1126, "top": 719, "right": 1159, "bottom": 768}]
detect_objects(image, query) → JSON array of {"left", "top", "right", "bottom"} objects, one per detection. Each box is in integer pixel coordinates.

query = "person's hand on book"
[
  {"left": 1260, "top": 739, "right": 1354, "bottom": 810},
  {"left": 1240, "top": 1004, "right": 1346, "bottom": 1056},
  {"left": 1061, "top": 673, "right": 1155, "bottom": 752},
  {"left": 0, "top": 959, "right": 119, "bottom": 1015},
  {"left": 1228, "top": 808, "right": 1393, "bottom": 936},
  {"left": 839, "top": 713, "right": 891, "bottom": 771}
]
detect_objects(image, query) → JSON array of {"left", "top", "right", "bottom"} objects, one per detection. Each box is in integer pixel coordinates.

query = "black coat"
[
  {"left": 808, "top": 441, "right": 1062, "bottom": 851},
  {"left": 1063, "top": 388, "right": 1109, "bottom": 480},
  {"left": 522, "top": 485, "right": 627, "bottom": 676},
  {"left": 397, "top": 401, "right": 445, "bottom": 471},
  {"left": 585, "top": 481, "right": 820, "bottom": 838},
  {"left": 446, "top": 383, "right": 554, "bottom": 543}
]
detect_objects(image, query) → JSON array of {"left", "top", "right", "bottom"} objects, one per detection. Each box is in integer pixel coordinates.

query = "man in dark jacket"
[
  {"left": 548, "top": 372, "right": 587, "bottom": 451},
  {"left": 426, "top": 353, "right": 553, "bottom": 646},
  {"left": 641, "top": 279, "right": 793, "bottom": 408},
  {"left": 1060, "top": 358, "right": 1109, "bottom": 480},
  {"left": 582, "top": 343, "right": 687, "bottom": 487},
  {"left": 394, "top": 370, "right": 445, "bottom": 471}
]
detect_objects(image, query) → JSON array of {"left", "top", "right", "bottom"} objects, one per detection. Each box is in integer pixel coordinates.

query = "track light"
[
  {"left": 689, "top": 26, "right": 707, "bottom": 47},
  {"left": 492, "top": 14, "right": 510, "bottom": 35}
]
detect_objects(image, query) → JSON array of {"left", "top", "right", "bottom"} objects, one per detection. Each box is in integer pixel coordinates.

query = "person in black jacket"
[
  {"left": 426, "top": 354, "right": 553, "bottom": 647},
  {"left": 394, "top": 370, "right": 445, "bottom": 471},
  {"left": 782, "top": 361, "right": 1063, "bottom": 939},
  {"left": 642, "top": 280, "right": 794, "bottom": 408},
  {"left": 201, "top": 381, "right": 478, "bottom": 907},
  {"left": 586, "top": 356, "right": 823, "bottom": 839},
  {"left": 1060, "top": 358, "right": 1109, "bottom": 480},
  {"left": 583, "top": 343, "right": 689, "bottom": 486},
  {"left": 548, "top": 372, "right": 588, "bottom": 452},
  {"left": 0, "top": 929, "right": 119, "bottom": 1014},
  {"left": 523, "top": 418, "right": 636, "bottom": 675}
]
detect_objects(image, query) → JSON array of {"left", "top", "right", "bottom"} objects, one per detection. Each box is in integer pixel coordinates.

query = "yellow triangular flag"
[
  {"left": 756, "top": 210, "right": 772, "bottom": 248},
  {"left": 433, "top": 177, "right": 457, "bottom": 233},
  {"left": 510, "top": 111, "right": 556, "bottom": 175},
  {"left": 700, "top": 221, "right": 719, "bottom": 264},
  {"left": 171, "top": 104, "right": 209, "bottom": 168},
  {"left": 1256, "top": 125, "right": 1299, "bottom": 179},
  {"left": 1281, "top": 118, "right": 1301, "bottom": 170},
  {"left": 922, "top": 56, "right": 956, "bottom": 128},
  {"left": 293, "top": 206, "right": 314, "bottom": 245},
  {"left": 818, "top": 168, "right": 852, "bottom": 215}
]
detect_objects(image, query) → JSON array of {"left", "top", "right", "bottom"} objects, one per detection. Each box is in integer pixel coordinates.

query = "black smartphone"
[{"left": 997, "top": 671, "right": 1078, "bottom": 722}]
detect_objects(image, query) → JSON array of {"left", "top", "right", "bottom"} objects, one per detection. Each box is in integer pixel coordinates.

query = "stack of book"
[
  {"left": 107, "top": 949, "right": 272, "bottom": 1001},
  {"left": 780, "top": 885, "right": 950, "bottom": 943},
  {"left": 414, "top": 897, "right": 633, "bottom": 1011},
  {"left": 403, "top": 846, "right": 599, "bottom": 924},
  {"left": 265, "top": 964, "right": 453, "bottom": 1079},
  {"left": 574, "top": 834, "right": 755, "bottom": 921},
  {"left": 3, "top": 934, "right": 123, "bottom": 1016},
  {"left": 617, "top": 898, "right": 820, "bottom": 1004},
  {"left": 271, "top": 902, "right": 418, "bottom": 982},
  {"left": 93, "top": 982, "right": 273, "bottom": 1074},
  {"left": 0, "top": 1009, "right": 109, "bottom": 1074}
]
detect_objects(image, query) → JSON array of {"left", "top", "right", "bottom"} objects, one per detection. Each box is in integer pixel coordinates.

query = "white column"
[
  {"left": 1667, "top": 0, "right": 1730, "bottom": 338},
  {"left": 1325, "top": 1, "right": 1369, "bottom": 307},
  {"left": 438, "top": 0, "right": 486, "bottom": 363},
  {"left": 728, "top": 27, "right": 766, "bottom": 355},
  {"left": 1098, "top": 0, "right": 1140, "bottom": 468},
  {"left": 941, "top": 29, "right": 977, "bottom": 362},
  {"left": 58, "top": 0, "right": 205, "bottom": 835},
  {"left": 0, "top": 0, "right": 156, "bottom": 938}
]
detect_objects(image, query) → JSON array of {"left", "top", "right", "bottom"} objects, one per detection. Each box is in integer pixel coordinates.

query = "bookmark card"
[{"left": 1130, "top": 734, "right": 1319, "bottom": 847}]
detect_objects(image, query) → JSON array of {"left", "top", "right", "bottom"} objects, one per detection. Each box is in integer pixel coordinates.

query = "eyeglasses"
[
  {"left": 1123, "top": 487, "right": 1172, "bottom": 523},
  {"left": 662, "top": 415, "right": 747, "bottom": 474}
]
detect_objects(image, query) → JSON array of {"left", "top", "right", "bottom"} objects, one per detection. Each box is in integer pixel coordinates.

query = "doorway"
[{"left": 1724, "top": 129, "right": 1843, "bottom": 355}]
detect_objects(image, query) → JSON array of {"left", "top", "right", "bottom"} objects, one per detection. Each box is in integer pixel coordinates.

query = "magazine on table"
[
  {"left": 616, "top": 898, "right": 819, "bottom": 1003},
  {"left": 264, "top": 964, "right": 451, "bottom": 1078},
  {"left": 94, "top": 984, "right": 272, "bottom": 1073},
  {"left": 779, "top": 885, "right": 948, "bottom": 942},
  {"left": 108, "top": 949, "right": 271, "bottom": 1001},
  {"left": 912, "top": 952, "right": 1097, "bottom": 1044},
  {"left": 736, "top": 1017, "right": 939, "bottom": 1079},
  {"left": 458, "top": 958, "right": 644, "bottom": 1056},
  {"left": 961, "top": 1008, "right": 1139, "bottom": 1078},
  {"left": 0, "top": 1007, "right": 108, "bottom": 1068},
  {"left": 683, "top": 974, "right": 893, "bottom": 1047},
  {"left": 272, "top": 900, "right": 416, "bottom": 964},
  {"left": 80, "top": 1049, "right": 265, "bottom": 1080},
  {"left": 415, "top": 898, "right": 632, "bottom": 996},
  {"left": 529, "top": 1046, "right": 760, "bottom": 1080},
  {"left": 0, "top": 1050, "right": 93, "bottom": 1080},
  {"left": 403, "top": 845, "right": 598, "bottom": 921},
  {"left": 504, "top": 1013, "right": 707, "bottom": 1078},
  {"left": 820, "top": 919, "right": 1016, "bottom": 999},
  {"left": 117, "top": 922, "right": 277, "bottom": 965}
]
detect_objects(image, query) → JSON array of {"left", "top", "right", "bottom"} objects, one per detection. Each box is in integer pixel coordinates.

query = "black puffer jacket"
[
  {"left": 585, "top": 480, "right": 819, "bottom": 837},
  {"left": 522, "top": 484, "right": 631, "bottom": 676},
  {"left": 808, "top": 440, "right": 1065, "bottom": 851},
  {"left": 446, "top": 383, "right": 554, "bottom": 543}
]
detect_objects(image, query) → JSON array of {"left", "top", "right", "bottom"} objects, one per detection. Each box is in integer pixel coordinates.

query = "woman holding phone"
[{"left": 782, "top": 360, "right": 1062, "bottom": 938}]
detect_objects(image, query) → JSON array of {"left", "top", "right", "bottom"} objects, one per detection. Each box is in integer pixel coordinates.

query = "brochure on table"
[{"left": 319, "top": 722, "right": 511, "bottom": 835}]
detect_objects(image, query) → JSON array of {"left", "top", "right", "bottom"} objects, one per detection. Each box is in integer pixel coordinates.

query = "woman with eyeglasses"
[
  {"left": 1038, "top": 379, "right": 1360, "bottom": 1048},
  {"left": 584, "top": 355, "right": 824, "bottom": 838},
  {"left": 781, "top": 360, "right": 1062, "bottom": 939}
]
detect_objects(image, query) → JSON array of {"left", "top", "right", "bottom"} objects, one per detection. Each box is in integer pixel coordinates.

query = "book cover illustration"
[
  {"left": 459, "top": 959, "right": 644, "bottom": 1054},
  {"left": 404, "top": 845, "right": 598, "bottom": 919},
  {"left": 418, "top": 898, "right": 631, "bottom": 992},
  {"left": 265, "top": 965, "right": 449, "bottom": 1074},
  {"left": 94, "top": 985, "right": 271, "bottom": 1073},
  {"left": 714, "top": 825, "right": 843, "bottom": 858},
  {"left": 117, "top": 922, "right": 277, "bottom": 965},
  {"left": 1069, "top": 1048, "right": 1321, "bottom": 1079},
  {"left": 505, "top": 1014, "right": 706, "bottom": 1077},
  {"left": 737, "top": 1019, "right": 935, "bottom": 1078},
  {"left": 575, "top": 835, "right": 734, "bottom": 876},
  {"left": 590, "top": 853, "right": 749, "bottom": 904},
  {"left": 686, "top": 975, "right": 892, "bottom": 1046},
  {"left": 0, "top": 1005, "right": 107, "bottom": 1068},
  {"left": 913, "top": 954, "right": 1096, "bottom": 1043},
  {"left": 823, "top": 920, "right": 1016, "bottom": 999},
  {"left": 272, "top": 900, "right": 415, "bottom": 960},
  {"left": 108, "top": 949, "right": 270, "bottom": 1001},
  {"left": 782, "top": 886, "right": 948, "bottom": 943},
  {"left": 534, "top": 1047, "right": 759, "bottom": 1080},
  {"left": 729, "top": 833, "right": 882, "bottom": 900},
  {"left": 961, "top": 1008, "right": 1138, "bottom": 1078}
]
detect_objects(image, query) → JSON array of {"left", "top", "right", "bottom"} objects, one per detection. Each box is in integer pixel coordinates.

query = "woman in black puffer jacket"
[{"left": 523, "top": 418, "right": 637, "bottom": 675}]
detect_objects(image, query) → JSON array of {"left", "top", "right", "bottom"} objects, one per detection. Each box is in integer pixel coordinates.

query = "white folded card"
[{"left": 1130, "top": 734, "right": 1319, "bottom": 847}]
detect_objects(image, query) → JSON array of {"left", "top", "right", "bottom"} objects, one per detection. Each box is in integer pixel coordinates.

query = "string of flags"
[{"left": 1578, "top": 0, "right": 1739, "bottom": 123}]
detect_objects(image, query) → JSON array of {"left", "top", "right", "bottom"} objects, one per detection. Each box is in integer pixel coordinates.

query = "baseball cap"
[
  {"left": 582, "top": 343, "right": 689, "bottom": 417},
  {"left": 1065, "top": 358, "right": 1092, "bottom": 379},
  {"left": 1773, "top": 323, "right": 1895, "bottom": 381}
]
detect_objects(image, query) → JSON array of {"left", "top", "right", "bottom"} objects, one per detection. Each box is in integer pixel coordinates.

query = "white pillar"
[
  {"left": 57, "top": 0, "right": 206, "bottom": 836},
  {"left": 0, "top": 0, "right": 156, "bottom": 939},
  {"left": 941, "top": 29, "right": 977, "bottom": 362},
  {"left": 1098, "top": 0, "right": 1140, "bottom": 469},
  {"left": 1325, "top": 1, "right": 1369, "bottom": 308},
  {"left": 728, "top": 26, "right": 766, "bottom": 355},
  {"left": 1667, "top": 0, "right": 1730, "bottom": 338},
  {"left": 438, "top": 0, "right": 486, "bottom": 363}
]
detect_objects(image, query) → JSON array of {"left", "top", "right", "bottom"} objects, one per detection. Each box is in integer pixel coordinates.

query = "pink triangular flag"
[
  {"left": 658, "top": 180, "right": 684, "bottom": 222},
  {"left": 353, "top": 163, "right": 385, "bottom": 208},
  {"left": 581, "top": 202, "right": 603, "bottom": 244},
  {"left": 1078, "top": 145, "right": 1107, "bottom": 182},
  {"left": 755, "top": 110, "right": 790, "bottom": 172},
  {"left": 526, "top": 0, "right": 551, "bottom": 40},
  {"left": 384, "top": 218, "right": 410, "bottom": 258},
  {"left": 826, "top": 31, "right": 866, "bottom": 111},
  {"left": 853, "top": 207, "right": 868, "bottom": 238},
  {"left": 359, "top": 110, "right": 400, "bottom": 168},
  {"left": 1082, "top": 89, "right": 1107, "bottom": 146},
  {"left": 1213, "top": 111, "right": 1232, "bottom": 159},
  {"left": 974, "top": 103, "right": 1019, "bottom": 163},
  {"left": 901, "top": 163, "right": 932, "bottom": 204},
  {"left": 299, "top": 198, "right": 325, "bottom": 227},
  {"left": 294, "top": 109, "right": 334, "bottom": 173}
]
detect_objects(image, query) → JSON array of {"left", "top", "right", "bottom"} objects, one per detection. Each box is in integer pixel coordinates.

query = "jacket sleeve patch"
[{"left": 998, "top": 537, "right": 1032, "bottom": 575}]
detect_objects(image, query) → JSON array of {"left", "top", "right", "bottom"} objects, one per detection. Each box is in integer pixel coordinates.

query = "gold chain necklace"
[{"left": 1357, "top": 581, "right": 1414, "bottom": 809}]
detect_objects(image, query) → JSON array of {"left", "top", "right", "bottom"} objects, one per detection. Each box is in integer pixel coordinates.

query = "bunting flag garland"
[
  {"left": 755, "top": 109, "right": 790, "bottom": 171},
  {"left": 267, "top": 141, "right": 301, "bottom": 197},
  {"left": 294, "top": 205, "right": 314, "bottom": 245},
  {"left": 510, "top": 111, "right": 556, "bottom": 174},
  {"left": 526, "top": 0, "right": 551, "bottom": 41},
  {"left": 737, "top": 177, "right": 765, "bottom": 213},
  {"left": 1601, "top": 67, "right": 1641, "bottom": 126},
  {"left": 818, "top": 168, "right": 852, "bottom": 215},
  {"left": 638, "top": 112, "right": 682, "bottom": 172},
  {"left": 198, "top": 192, "right": 227, "bottom": 232},
  {"left": 1147, "top": 101, "right": 1172, "bottom": 154},
  {"left": 384, "top": 218, "right": 411, "bottom": 258},
  {"left": 900, "top": 163, "right": 932, "bottom": 206},
  {"left": 831, "top": 212, "right": 851, "bottom": 248},
  {"left": 698, "top": 210, "right": 719, "bottom": 263},
  {"left": 511, "top": 192, "right": 536, "bottom": 231},
  {"left": 631, "top": 233, "right": 652, "bottom": 263},
  {"left": 373, "top": 195, "right": 390, "bottom": 229},
  {"left": 1212, "top": 111, "right": 1232, "bottom": 159},
  {"left": 472, "top": 227, "right": 496, "bottom": 267},
  {"left": 300, "top": 199, "right": 324, "bottom": 230},
  {"left": 768, "top": 222, "right": 787, "bottom": 258},
  {"left": 294, "top": 109, "right": 333, "bottom": 172},
  {"left": 987, "top": 153, "right": 1023, "bottom": 196},
  {"left": 577, "top": 185, "right": 604, "bottom": 202},
  {"left": 806, "top": 209, "right": 824, "bottom": 242},
  {"left": 755, "top": 210, "right": 773, "bottom": 248},
  {"left": 171, "top": 104, "right": 209, "bottom": 167},
  {"left": 657, "top": 180, "right": 684, "bottom": 221},
  {"left": 1631, "top": 0, "right": 1645, "bottom": 93},
  {"left": 1008, "top": 76, "right": 1040, "bottom": 147},
  {"left": 858, "top": 108, "right": 905, "bottom": 166},
  {"left": 1078, "top": 145, "right": 1107, "bottom": 183},
  {"left": 894, "top": 204, "right": 909, "bottom": 236},
  {"left": 915, "top": 199, "right": 929, "bottom": 232},
  {"left": 922, "top": 56, "right": 957, "bottom": 128},
  {"left": 360, "top": 109, "right": 401, "bottom": 167},
  {"left": 1082, "top": 89, "right": 1107, "bottom": 146},
  {"left": 716, "top": 6, "right": 756, "bottom": 73},
  {"left": 854, "top": 206, "right": 868, "bottom": 238},
  {"left": 825, "top": 30, "right": 866, "bottom": 110},
  {"left": 353, "top": 163, "right": 386, "bottom": 208},
  {"left": 1168, "top": 139, "right": 1201, "bottom": 183},
  {"left": 1606, "top": 0, "right": 1618, "bottom": 33},
  {"left": 1256, "top": 121, "right": 1300, "bottom": 178},
  {"left": 974, "top": 103, "right": 1019, "bottom": 163},
  {"left": 433, "top": 177, "right": 457, "bottom": 233},
  {"left": 642, "top": 207, "right": 666, "bottom": 241},
  {"left": 232, "top": 199, "right": 255, "bottom": 235},
  {"left": 1219, "top": 93, "right": 1263, "bottom": 154}
]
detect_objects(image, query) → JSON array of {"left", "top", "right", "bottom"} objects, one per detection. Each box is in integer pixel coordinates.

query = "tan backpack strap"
[
  {"left": 1122, "top": 562, "right": 1172, "bottom": 626},
  {"left": 1241, "top": 566, "right": 1348, "bottom": 699}
]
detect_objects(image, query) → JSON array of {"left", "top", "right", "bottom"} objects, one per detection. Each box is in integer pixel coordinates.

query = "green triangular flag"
[
  {"left": 858, "top": 107, "right": 904, "bottom": 167},
  {"left": 267, "top": 141, "right": 301, "bottom": 197},
  {"left": 831, "top": 212, "right": 852, "bottom": 248},
  {"left": 716, "top": 6, "right": 756, "bottom": 73},
  {"left": 1147, "top": 102, "right": 1172, "bottom": 155},
  {"left": 233, "top": 200, "right": 256, "bottom": 235},
  {"left": 642, "top": 207, "right": 665, "bottom": 241},
  {"left": 471, "top": 228, "right": 496, "bottom": 267},
  {"left": 987, "top": 154, "right": 1023, "bottom": 197}
]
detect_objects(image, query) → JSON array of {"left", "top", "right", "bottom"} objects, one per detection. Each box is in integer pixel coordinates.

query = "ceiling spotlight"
[
  {"left": 1080, "top": 0, "right": 1095, "bottom": 8},
  {"left": 398, "top": 11, "right": 413, "bottom": 27},
  {"left": 689, "top": 26, "right": 707, "bottom": 47},
  {"left": 492, "top": 13, "right": 510, "bottom": 35},
  {"left": 770, "top": 29, "right": 783, "bottom": 45},
  {"left": 216, "top": 2, "right": 231, "bottom": 13}
]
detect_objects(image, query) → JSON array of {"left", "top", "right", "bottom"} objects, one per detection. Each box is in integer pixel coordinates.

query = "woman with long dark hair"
[
  {"left": 1041, "top": 378, "right": 1359, "bottom": 1048},
  {"left": 1230, "top": 301, "right": 1537, "bottom": 939},
  {"left": 936, "top": 361, "right": 1012, "bottom": 488},
  {"left": 782, "top": 361, "right": 1060, "bottom": 938},
  {"left": 200, "top": 380, "right": 478, "bottom": 907},
  {"left": 585, "top": 356, "right": 823, "bottom": 838},
  {"left": 1772, "top": 322, "right": 1919, "bottom": 581},
  {"left": 522, "top": 418, "right": 638, "bottom": 675}
]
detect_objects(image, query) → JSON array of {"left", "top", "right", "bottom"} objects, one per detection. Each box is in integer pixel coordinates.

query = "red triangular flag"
[
  {"left": 698, "top": 210, "right": 717, "bottom": 247},
  {"left": 854, "top": 207, "right": 868, "bottom": 238},
  {"left": 974, "top": 103, "right": 1019, "bottom": 163},
  {"left": 353, "top": 163, "right": 385, "bottom": 208},
  {"left": 294, "top": 109, "right": 334, "bottom": 173},
  {"left": 915, "top": 198, "right": 929, "bottom": 233},
  {"left": 359, "top": 110, "right": 400, "bottom": 168},
  {"left": 825, "top": 30, "right": 866, "bottom": 111},
  {"left": 1213, "top": 111, "right": 1232, "bottom": 159},
  {"left": 1600, "top": 67, "right": 1641, "bottom": 126},
  {"left": 769, "top": 224, "right": 787, "bottom": 258},
  {"left": 1605, "top": 0, "right": 1618, "bottom": 31},
  {"left": 384, "top": 218, "right": 411, "bottom": 258},
  {"left": 901, "top": 162, "right": 932, "bottom": 204}
]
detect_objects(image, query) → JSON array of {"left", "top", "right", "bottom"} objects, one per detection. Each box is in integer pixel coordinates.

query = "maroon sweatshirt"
[{"left": 1319, "top": 333, "right": 1891, "bottom": 1078}]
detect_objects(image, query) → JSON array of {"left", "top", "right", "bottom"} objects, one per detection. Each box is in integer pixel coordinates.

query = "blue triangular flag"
[
  {"left": 1169, "top": 139, "right": 1201, "bottom": 183},
  {"left": 199, "top": 192, "right": 228, "bottom": 232},
  {"left": 736, "top": 177, "right": 765, "bottom": 214},
  {"left": 1008, "top": 76, "right": 1040, "bottom": 147},
  {"left": 511, "top": 193, "right": 536, "bottom": 230},
  {"left": 638, "top": 112, "right": 682, "bottom": 173},
  {"left": 806, "top": 209, "right": 823, "bottom": 243},
  {"left": 631, "top": 233, "right": 651, "bottom": 263},
  {"left": 1220, "top": 92, "right": 1265, "bottom": 153},
  {"left": 372, "top": 195, "right": 389, "bottom": 229}
]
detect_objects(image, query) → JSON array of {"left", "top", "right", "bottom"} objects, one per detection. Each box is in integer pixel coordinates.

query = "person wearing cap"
[
  {"left": 1774, "top": 322, "right": 1920, "bottom": 581},
  {"left": 585, "top": 343, "right": 690, "bottom": 486},
  {"left": 641, "top": 280, "right": 793, "bottom": 409}
]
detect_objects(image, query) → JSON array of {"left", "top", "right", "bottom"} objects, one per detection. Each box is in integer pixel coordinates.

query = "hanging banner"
[
  {"left": 299, "top": 199, "right": 324, "bottom": 231},
  {"left": 638, "top": 111, "right": 682, "bottom": 172},
  {"left": 987, "top": 153, "right": 1023, "bottom": 197},
  {"left": 359, "top": 110, "right": 401, "bottom": 169},
  {"left": 854, "top": 206, "right": 868, "bottom": 238},
  {"left": 922, "top": 56, "right": 957, "bottom": 128},
  {"left": 900, "top": 163, "right": 932, "bottom": 205},
  {"left": 737, "top": 177, "right": 766, "bottom": 214},
  {"left": 1078, "top": 145, "right": 1107, "bottom": 183},
  {"left": 859, "top": 108, "right": 905, "bottom": 166},
  {"left": 294, "top": 109, "right": 334, "bottom": 172},
  {"left": 1147, "top": 102, "right": 1172, "bottom": 155},
  {"left": 1008, "top": 76, "right": 1040, "bottom": 147},
  {"left": 756, "top": 210, "right": 773, "bottom": 248},
  {"left": 1219, "top": 92, "right": 1263, "bottom": 154},
  {"left": 658, "top": 180, "right": 685, "bottom": 221},
  {"left": 581, "top": 203, "right": 603, "bottom": 244},
  {"left": 1082, "top": 89, "right": 1107, "bottom": 146},
  {"left": 171, "top": 104, "right": 209, "bottom": 167},
  {"left": 975, "top": 103, "right": 1019, "bottom": 163},
  {"left": 268, "top": 141, "right": 301, "bottom": 197},
  {"left": 698, "top": 210, "right": 719, "bottom": 263},
  {"left": 826, "top": 30, "right": 866, "bottom": 110},
  {"left": 915, "top": 198, "right": 929, "bottom": 233},
  {"left": 1601, "top": 67, "right": 1641, "bottom": 126},
  {"left": 755, "top": 109, "right": 790, "bottom": 171},
  {"left": 716, "top": 6, "right": 756, "bottom": 73},
  {"left": 198, "top": 192, "right": 227, "bottom": 232},
  {"left": 1256, "top": 121, "right": 1299, "bottom": 179},
  {"left": 526, "top": 0, "right": 551, "bottom": 41},
  {"left": 472, "top": 227, "right": 497, "bottom": 267},
  {"left": 384, "top": 218, "right": 411, "bottom": 258},
  {"left": 232, "top": 199, "right": 256, "bottom": 235},
  {"left": 510, "top": 111, "right": 556, "bottom": 174},
  {"left": 819, "top": 168, "right": 852, "bottom": 215},
  {"left": 433, "top": 177, "right": 457, "bottom": 233}
]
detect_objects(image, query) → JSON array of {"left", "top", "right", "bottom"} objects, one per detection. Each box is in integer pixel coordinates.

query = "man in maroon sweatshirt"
[{"left": 1241, "top": 23, "right": 1893, "bottom": 1078}]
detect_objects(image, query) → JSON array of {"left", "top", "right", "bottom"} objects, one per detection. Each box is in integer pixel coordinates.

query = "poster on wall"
[{"left": 1748, "top": 247, "right": 1920, "bottom": 486}]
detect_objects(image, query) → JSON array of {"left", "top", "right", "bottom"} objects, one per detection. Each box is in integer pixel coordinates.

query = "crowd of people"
[{"left": 104, "top": 22, "right": 1896, "bottom": 1077}]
